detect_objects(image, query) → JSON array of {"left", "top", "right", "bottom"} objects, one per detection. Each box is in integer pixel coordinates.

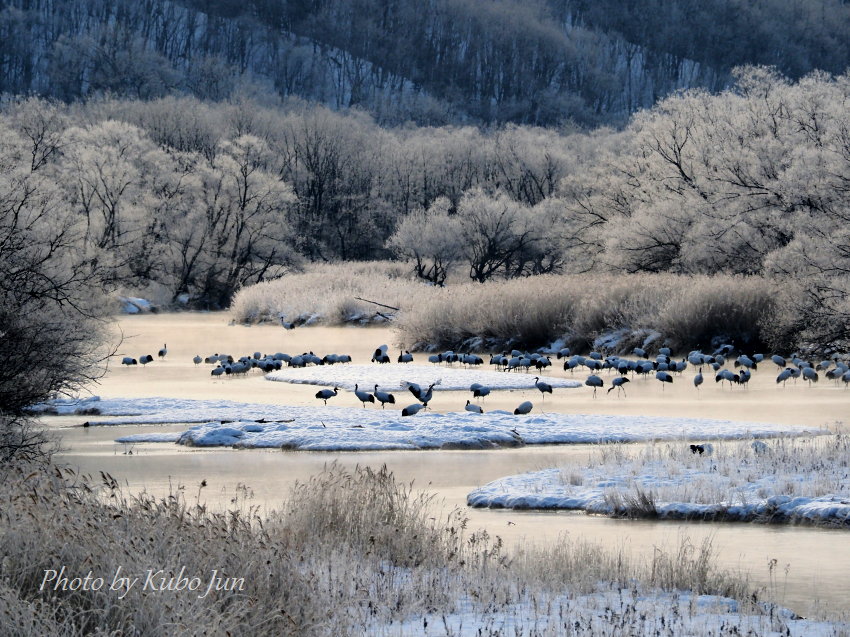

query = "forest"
[
  {"left": 2, "top": 0, "right": 850, "bottom": 126},
  {"left": 1, "top": 66, "right": 849, "bottom": 351}
]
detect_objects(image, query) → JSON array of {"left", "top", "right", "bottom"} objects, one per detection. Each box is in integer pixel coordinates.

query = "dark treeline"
[
  {"left": 556, "top": 0, "right": 850, "bottom": 83},
  {"left": 2, "top": 0, "right": 850, "bottom": 126}
]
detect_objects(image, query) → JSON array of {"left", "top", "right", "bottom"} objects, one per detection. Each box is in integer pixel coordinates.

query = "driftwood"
[{"left": 354, "top": 297, "right": 400, "bottom": 311}]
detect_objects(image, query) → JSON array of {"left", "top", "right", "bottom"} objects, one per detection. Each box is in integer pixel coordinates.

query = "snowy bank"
[
  {"left": 468, "top": 437, "right": 850, "bottom": 526},
  {"left": 30, "top": 396, "right": 823, "bottom": 452},
  {"left": 265, "top": 363, "right": 581, "bottom": 391},
  {"left": 374, "top": 590, "right": 844, "bottom": 637}
]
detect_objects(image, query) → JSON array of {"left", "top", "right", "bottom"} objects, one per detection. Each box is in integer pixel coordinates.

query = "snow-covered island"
[
  {"left": 31, "top": 396, "right": 826, "bottom": 452},
  {"left": 468, "top": 435, "right": 850, "bottom": 526},
  {"left": 264, "top": 363, "right": 582, "bottom": 392}
]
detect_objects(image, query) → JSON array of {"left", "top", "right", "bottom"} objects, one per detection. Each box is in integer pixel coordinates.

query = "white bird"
[
  {"left": 513, "top": 400, "right": 533, "bottom": 415},
  {"left": 192, "top": 354, "right": 202, "bottom": 366},
  {"left": 121, "top": 357, "right": 137, "bottom": 366},
  {"left": 353, "top": 383, "right": 375, "bottom": 407},
  {"left": 401, "top": 403, "right": 425, "bottom": 417},
  {"left": 533, "top": 376, "right": 553, "bottom": 399},
  {"left": 373, "top": 385, "right": 396, "bottom": 409},
  {"left": 158, "top": 344, "right": 167, "bottom": 359},
  {"left": 397, "top": 350, "right": 414, "bottom": 363},
  {"left": 371, "top": 348, "right": 390, "bottom": 363},
  {"left": 776, "top": 368, "right": 792, "bottom": 385},
  {"left": 694, "top": 368, "right": 704, "bottom": 390},
  {"left": 465, "top": 400, "right": 483, "bottom": 414},
  {"left": 315, "top": 387, "right": 339, "bottom": 405}
]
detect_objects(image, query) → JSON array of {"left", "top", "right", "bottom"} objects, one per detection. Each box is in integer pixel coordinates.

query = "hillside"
[{"left": 2, "top": 0, "right": 849, "bottom": 126}]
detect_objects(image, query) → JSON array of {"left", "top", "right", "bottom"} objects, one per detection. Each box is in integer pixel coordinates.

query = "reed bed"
[
  {"left": 1, "top": 460, "right": 819, "bottom": 636},
  {"left": 395, "top": 272, "right": 781, "bottom": 353},
  {"left": 230, "top": 261, "right": 422, "bottom": 326},
  {"left": 232, "top": 262, "right": 785, "bottom": 353}
]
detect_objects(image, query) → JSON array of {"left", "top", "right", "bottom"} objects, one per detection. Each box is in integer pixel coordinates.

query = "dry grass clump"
[
  {"left": 231, "top": 262, "right": 785, "bottom": 352},
  {"left": 396, "top": 272, "right": 780, "bottom": 352},
  {"left": 230, "top": 261, "right": 421, "bottom": 325},
  {"left": 279, "top": 464, "right": 464, "bottom": 568},
  {"left": 654, "top": 275, "right": 778, "bottom": 352},
  {"left": 1, "top": 458, "right": 797, "bottom": 635}
]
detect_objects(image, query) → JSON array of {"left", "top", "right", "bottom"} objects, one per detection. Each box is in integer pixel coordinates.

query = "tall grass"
[
  {"left": 232, "top": 262, "right": 787, "bottom": 353},
  {"left": 396, "top": 272, "right": 782, "bottom": 353},
  {"left": 1, "top": 460, "right": 812, "bottom": 636},
  {"left": 230, "top": 261, "right": 422, "bottom": 326}
]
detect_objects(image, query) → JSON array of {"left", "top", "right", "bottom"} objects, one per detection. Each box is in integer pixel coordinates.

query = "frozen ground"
[
  {"left": 265, "top": 363, "right": 582, "bottom": 391},
  {"left": 374, "top": 590, "right": 847, "bottom": 636},
  {"left": 468, "top": 437, "right": 850, "bottom": 525},
  {"left": 31, "top": 396, "right": 825, "bottom": 451}
]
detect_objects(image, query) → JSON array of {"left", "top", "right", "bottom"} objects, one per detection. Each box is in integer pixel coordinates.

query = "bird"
[
  {"left": 418, "top": 383, "right": 436, "bottom": 407},
  {"left": 139, "top": 354, "right": 154, "bottom": 366},
  {"left": 771, "top": 354, "right": 787, "bottom": 369},
  {"left": 158, "top": 344, "right": 167, "bottom": 359},
  {"left": 607, "top": 376, "right": 630, "bottom": 396},
  {"left": 315, "top": 387, "right": 339, "bottom": 405},
  {"left": 472, "top": 385, "right": 491, "bottom": 398},
  {"left": 585, "top": 374, "right": 603, "bottom": 397},
  {"left": 513, "top": 400, "right": 533, "bottom": 415},
  {"left": 655, "top": 371, "right": 673, "bottom": 389},
  {"left": 353, "top": 384, "right": 375, "bottom": 407},
  {"left": 776, "top": 368, "right": 792, "bottom": 385},
  {"left": 801, "top": 366, "right": 819, "bottom": 385},
  {"left": 192, "top": 354, "right": 202, "bottom": 366},
  {"left": 121, "top": 357, "right": 137, "bottom": 366},
  {"left": 211, "top": 366, "right": 225, "bottom": 377},
  {"left": 694, "top": 368, "right": 704, "bottom": 390},
  {"left": 465, "top": 400, "right": 483, "bottom": 414},
  {"left": 397, "top": 350, "right": 414, "bottom": 363},
  {"left": 533, "top": 376, "right": 553, "bottom": 399},
  {"left": 401, "top": 403, "right": 425, "bottom": 417},
  {"left": 371, "top": 345, "right": 390, "bottom": 363},
  {"left": 373, "top": 385, "right": 396, "bottom": 409}
]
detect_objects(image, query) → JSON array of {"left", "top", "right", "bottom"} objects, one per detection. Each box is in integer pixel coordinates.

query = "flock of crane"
[{"left": 119, "top": 341, "right": 850, "bottom": 416}]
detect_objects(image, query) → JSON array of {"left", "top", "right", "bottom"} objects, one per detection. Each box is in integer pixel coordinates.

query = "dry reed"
[{"left": 0, "top": 458, "right": 804, "bottom": 635}]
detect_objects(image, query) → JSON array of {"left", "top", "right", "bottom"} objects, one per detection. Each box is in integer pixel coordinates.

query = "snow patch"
[
  {"left": 266, "top": 363, "right": 582, "bottom": 392},
  {"left": 43, "top": 396, "right": 824, "bottom": 452}
]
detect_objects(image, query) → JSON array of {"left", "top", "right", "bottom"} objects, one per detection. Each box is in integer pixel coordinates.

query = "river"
[{"left": 46, "top": 312, "right": 850, "bottom": 617}]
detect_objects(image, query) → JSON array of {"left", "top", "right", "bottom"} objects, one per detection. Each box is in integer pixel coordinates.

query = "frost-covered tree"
[
  {"left": 189, "top": 135, "right": 297, "bottom": 307},
  {"left": 455, "top": 189, "right": 562, "bottom": 283},
  {"left": 0, "top": 122, "right": 110, "bottom": 461},
  {"left": 386, "top": 197, "right": 463, "bottom": 286}
]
